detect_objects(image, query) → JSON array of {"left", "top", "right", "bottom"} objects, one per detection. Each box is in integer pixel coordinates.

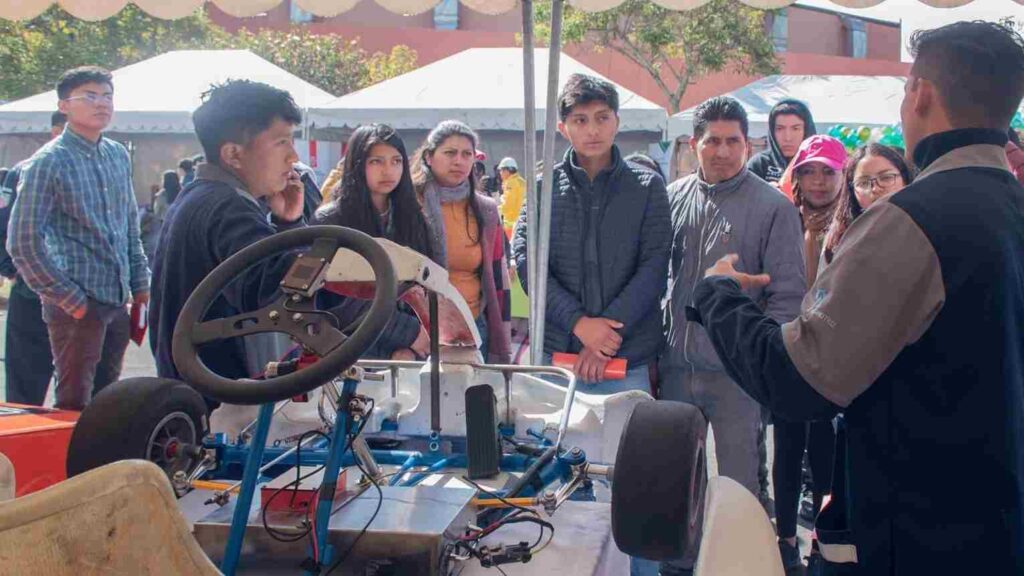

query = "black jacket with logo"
[{"left": 692, "top": 129, "right": 1024, "bottom": 574}]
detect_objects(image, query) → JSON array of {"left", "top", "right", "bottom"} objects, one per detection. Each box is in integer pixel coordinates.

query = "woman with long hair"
[
  {"left": 315, "top": 124, "right": 432, "bottom": 360},
  {"left": 774, "top": 134, "right": 847, "bottom": 569},
  {"left": 411, "top": 120, "right": 512, "bottom": 363},
  {"left": 824, "top": 143, "right": 914, "bottom": 264}
]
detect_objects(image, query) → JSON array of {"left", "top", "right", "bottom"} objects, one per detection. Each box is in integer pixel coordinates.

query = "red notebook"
[
  {"left": 551, "top": 353, "right": 628, "bottom": 380},
  {"left": 130, "top": 302, "right": 148, "bottom": 346}
]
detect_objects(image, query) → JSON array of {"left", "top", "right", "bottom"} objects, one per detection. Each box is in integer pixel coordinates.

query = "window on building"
[
  {"left": 843, "top": 16, "right": 868, "bottom": 59},
  {"left": 290, "top": 1, "right": 313, "bottom": 24},
  {"left": 771, "top": 10, "right": 788, "bottom": 53},
  {"left": 433, "top": 0, "right": 459, "bottom": 30}
]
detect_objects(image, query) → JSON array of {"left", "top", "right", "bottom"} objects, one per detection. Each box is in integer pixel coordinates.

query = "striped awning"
[{"left": 0, "top": 0, "right": 1005, "bottom": 21}]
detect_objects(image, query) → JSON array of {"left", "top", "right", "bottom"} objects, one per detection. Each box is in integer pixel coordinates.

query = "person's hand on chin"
[{"left": 268, "top": 170, "right": 304, "bottom": 222}]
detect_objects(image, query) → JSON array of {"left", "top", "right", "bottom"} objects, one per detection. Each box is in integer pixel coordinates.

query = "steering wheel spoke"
[{"left": 192, "top": 307, "right": 280, "bottom": 345}]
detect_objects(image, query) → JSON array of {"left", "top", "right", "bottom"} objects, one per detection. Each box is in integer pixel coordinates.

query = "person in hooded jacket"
[{"left": 747, "top": 99, "right": 817, "bottom": 184}]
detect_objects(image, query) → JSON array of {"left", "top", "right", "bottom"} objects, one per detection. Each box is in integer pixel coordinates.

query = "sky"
[{"left": 795, "top": 0, "right": 1024, "bottom": 61}]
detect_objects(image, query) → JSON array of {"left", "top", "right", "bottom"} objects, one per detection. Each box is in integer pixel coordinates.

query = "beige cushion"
[
  {"left": 694, "top": 476, "right": 785, "bottom": 576},
  {"left": 0, "top": 459, "right": 221, "bottom": 575},
  {"left": 0, "top": 453, "right": 13, "bottom": 502}
]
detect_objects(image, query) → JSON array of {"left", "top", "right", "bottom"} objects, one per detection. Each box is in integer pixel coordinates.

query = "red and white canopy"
[{"left": 0, "top": 0, "right": 1006, "bottom": 21}]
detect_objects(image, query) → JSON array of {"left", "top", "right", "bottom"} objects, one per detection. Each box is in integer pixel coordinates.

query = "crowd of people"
[{"left": 0, "top": 18, "right": 1021, "bottom": 576}]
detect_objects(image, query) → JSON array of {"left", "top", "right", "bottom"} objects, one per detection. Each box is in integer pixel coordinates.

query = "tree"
[
  {"left": 535, "top": 0, "right": 780, "bottom": 114},
  {"left": 0, "top": 5, "right": 419, "bottom": 102},
  {"left": 220, "top": 28, "right": 371, "bottom": 97},
  {"left": 365, "top": 45, "right": 420, "bottom": 87},
  {"left": 0, "top": 5, "right": 224, "bottom": 100}
]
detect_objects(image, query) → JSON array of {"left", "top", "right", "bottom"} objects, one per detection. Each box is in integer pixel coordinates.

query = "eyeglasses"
[
  {"left": 64, "top": 93, "right": 113, "bottom": 105},
  {"left": 853, "top": 172, "right": 901, "bottom": 194}
]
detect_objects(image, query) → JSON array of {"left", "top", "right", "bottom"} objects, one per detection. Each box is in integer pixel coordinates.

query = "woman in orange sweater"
[{"left": 412, "top": 121, "right": 512, "bottom": 363}]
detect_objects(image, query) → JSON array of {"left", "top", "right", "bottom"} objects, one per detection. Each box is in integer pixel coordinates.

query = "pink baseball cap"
[{"left": 790, "top": 135, "right": 847, "bottom": 172}]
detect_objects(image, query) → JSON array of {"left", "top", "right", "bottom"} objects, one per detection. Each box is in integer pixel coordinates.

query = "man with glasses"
[{"left": 8, "top": 66, "right": 148, "bottom": 411}]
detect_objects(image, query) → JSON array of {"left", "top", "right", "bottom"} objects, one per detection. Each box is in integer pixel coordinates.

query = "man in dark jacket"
[
  {"left": 0, "top": 111, "right": 65, "bottom": 405},
  {"left": 747, "top": 99, "right": 816, "bottom": 184},
  {"left": 512, "top": 73, "right": 671, "bottom": 394},
  {"left": 690, "top": 21, "right": 1024, "bottom": 574},
  {"left": 149, "top": 80, "right": 305, "bottom": 407}
]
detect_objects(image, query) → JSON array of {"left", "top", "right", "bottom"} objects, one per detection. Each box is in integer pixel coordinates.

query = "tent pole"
[
  {"left": 533, "top": 0, "right": 563, "bottom": 366},
  {"left": 522, "top": 0, "right": 541, "bottom": 365}
]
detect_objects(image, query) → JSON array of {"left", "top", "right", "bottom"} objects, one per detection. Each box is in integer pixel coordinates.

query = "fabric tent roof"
[
  {"left": 308, "top": 48, "right": 667, "bottom": 133},
  {"left": 668, "top": 75, "right": 907, "bottom": 140},
  {"left": 0, "top": 0, "right": 1002, "bottom": 21},
  {"left": 0, "top": 50, "right": 336, "bottom": 134}
]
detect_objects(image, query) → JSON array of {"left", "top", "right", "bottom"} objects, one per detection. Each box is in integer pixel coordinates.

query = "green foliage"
[
  {"left": 0, "top": 5, "right": 418, "bottom": 102},
  {"left": 219, "top": 28, "right": 370, "bottom": 97},
  {"left": 534, "top": 0, "right": 780, "bottom": 113},
  {"left": 365, "top": 45, "right": 420, "bottom": 88}
]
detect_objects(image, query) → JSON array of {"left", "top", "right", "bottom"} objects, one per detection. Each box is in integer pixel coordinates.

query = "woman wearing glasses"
[{"left": 824, "top": 143, "right": 914, "bottom": 264}]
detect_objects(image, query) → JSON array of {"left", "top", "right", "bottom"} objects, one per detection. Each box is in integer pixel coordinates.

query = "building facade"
[{"left": 208, "top": 0, "right": 908, "bottom": 113}]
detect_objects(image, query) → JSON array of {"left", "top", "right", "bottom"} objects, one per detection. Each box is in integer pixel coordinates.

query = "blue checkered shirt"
[{"left": 7, "top": 127, "right": 149, "bottom": 314}]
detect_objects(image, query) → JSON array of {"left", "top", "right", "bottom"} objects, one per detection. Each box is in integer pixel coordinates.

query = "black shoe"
[
  {"left": 778, "top": 540, "right": 803, "bottom": 570},
  {"left": 806, "top": 553, "right": 825, "bottom": 576}
]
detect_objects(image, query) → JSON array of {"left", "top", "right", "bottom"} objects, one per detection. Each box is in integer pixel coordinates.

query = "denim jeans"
[{"left": 476, "top": 314, "right": 489, "bottom": 360}]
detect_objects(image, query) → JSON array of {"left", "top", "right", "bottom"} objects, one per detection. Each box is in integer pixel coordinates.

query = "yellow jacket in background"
[{"left": 500, "top": 173, "right": 526, "bottom": 229}]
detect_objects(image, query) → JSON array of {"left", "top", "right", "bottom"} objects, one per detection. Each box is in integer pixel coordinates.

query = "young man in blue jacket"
[
  {"left": 512, "top": 73, "right": 671, "bottom": 394},
  {"left": 149, "top": 80, "right": 305, "bottom": 406}
]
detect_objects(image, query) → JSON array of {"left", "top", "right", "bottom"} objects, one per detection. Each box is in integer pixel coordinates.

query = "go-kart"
[{"left": 0, "top": 226, "right": 784, "bottom": 576}]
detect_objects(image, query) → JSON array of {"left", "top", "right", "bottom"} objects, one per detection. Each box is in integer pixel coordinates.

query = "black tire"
[
  {"left": 66, "top": 377, "right": 209, "bottom": 485},
  {"left": 611, "top": 400, "right": 708, "bottom": 561}
]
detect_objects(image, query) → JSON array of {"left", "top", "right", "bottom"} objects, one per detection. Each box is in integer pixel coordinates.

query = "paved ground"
[{"left": 0, "top": 306, "right": 814, "bottom": 572}]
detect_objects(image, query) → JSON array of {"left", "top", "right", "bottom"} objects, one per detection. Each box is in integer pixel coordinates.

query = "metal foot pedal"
[{"left": 465, "top": 384, "right": 500, "bottom": 479}]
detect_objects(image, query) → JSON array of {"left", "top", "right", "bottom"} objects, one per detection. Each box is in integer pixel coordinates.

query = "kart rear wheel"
[
  {"left": 66, "top": 377, "right": 209, "bottom": 490},
  {"left": 611, "top": 400, "right": 708, "bottom": 561}
]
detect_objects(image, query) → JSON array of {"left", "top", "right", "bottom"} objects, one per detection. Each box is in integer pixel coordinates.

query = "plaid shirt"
[{"left": 7, "top": 127, "right": 149, "bottom": 314}]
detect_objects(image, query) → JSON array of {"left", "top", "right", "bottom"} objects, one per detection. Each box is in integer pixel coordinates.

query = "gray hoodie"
[{"left": 661, "top": 167, "right": 805, "bottom": 373}]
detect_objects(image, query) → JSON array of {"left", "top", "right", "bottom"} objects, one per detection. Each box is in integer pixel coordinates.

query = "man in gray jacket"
[{"left": 661, "top": 97, "right": 805, "bottom": 507}]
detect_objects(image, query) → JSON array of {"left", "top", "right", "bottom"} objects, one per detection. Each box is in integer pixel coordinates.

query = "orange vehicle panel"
[{"left": 0, "top": 403, "right": 78, "bottom": 496}]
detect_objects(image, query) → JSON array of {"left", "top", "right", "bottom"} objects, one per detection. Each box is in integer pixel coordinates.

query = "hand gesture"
[{"left": 704, "top": 254, "right": 771, "bottom": 290}]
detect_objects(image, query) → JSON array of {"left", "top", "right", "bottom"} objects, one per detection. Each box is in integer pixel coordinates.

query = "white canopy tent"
[
  {"left": 668, "top": 75, "right": 908, "bottom": 142},
  {"left": 308, "top": 48, "right": 667, "bottom": 171},
  {"left": 0, "top": 50, "right": 336, "bottom": 199},
  {"left": 308, "top": 48, "right": 666, "bottom": 133},
  {"left": 0, "top": 49, "right": 336, "bottom": 134}
]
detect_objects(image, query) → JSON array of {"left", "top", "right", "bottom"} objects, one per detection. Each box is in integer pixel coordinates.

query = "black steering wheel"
[{"left": 170, "top": 226, "right": 396, "bottom": 405}]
